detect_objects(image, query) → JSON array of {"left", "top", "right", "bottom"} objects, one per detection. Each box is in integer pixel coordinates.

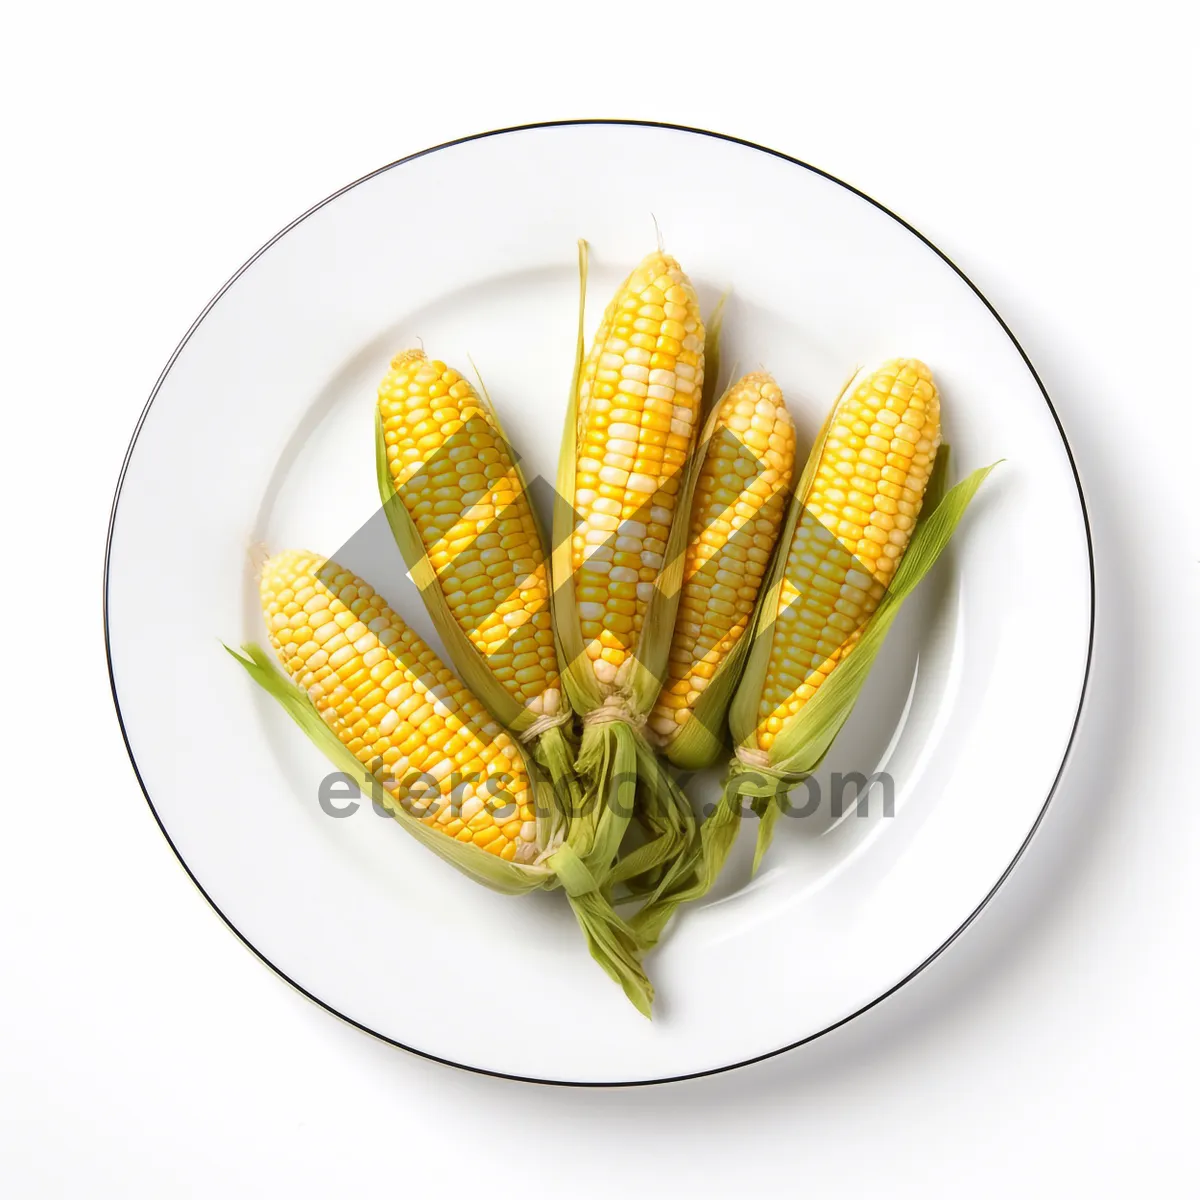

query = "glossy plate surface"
[{"left": 106, "top": 122, "right": 1092, "bottom": 1084}]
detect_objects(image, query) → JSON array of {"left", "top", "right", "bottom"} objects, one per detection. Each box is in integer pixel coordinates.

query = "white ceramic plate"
[{"left": 106, "top": 121, "right": 1093, "bottom": 1085}]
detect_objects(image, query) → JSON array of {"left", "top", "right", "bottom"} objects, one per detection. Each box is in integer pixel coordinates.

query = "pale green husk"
[
  {"left": 629, "top": 446, "right": 998, "bottom": 941},
  {"left": 226, "top": 642, "right": 653, "bottom": 1016},
  {"left": 700, "top": 291, "right": 727, "bottom": 415}
]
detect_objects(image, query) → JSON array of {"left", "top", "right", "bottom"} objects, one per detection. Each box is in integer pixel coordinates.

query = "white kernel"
[
  {"left": 650, "top": 506, "right": 672, "bottom": 524},
  {"left": 599, "top": 465, "right": 629, "bottom": 486},
  {"left": 594, "top": 659, "right": 617, "bottom": 685},
  {"left": 578, "top": 602, "right": 605, "bottom": 620},
  {"left": 609, "top": 422, "right": 640, "bottom": 440},
  {"left": 599, "top": 352, "right": 623, "bottom": 370},
  {"left": 626, "top": 347, "right": 651, "bottom": 367},
  {"left": 627, "top": 473, "right": 657, "bottom": 494},
  {"left": 637, "top": 582, "right": 655, "bottom": 602},
  {"left": 584, "top": 527, "right": 611, "bottom": 545},
  {"left": 619, "top": 520, "right": 647, "bottom": 539},
  {"left": 611, "top": 566, "right": 639, "bottom": 583},
  {"left": 609, "top": 438, "right": 637, "bottom": 457},
  {"left": 621, "top": 363, "right": 650, "bottom": 383},
  {"left": 670, "top": 419, "right": 691, "bottom": 437},
  {"left": 647, "top": 384, "right": 674, "bottom": 402}
]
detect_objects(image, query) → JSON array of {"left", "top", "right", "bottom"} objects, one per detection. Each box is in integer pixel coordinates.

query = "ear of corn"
[
  {"left": 229, "top": 550, "right": 653, "bottom": 1014},
  {"left": 258, "top": 550, "right": 545, "bottom": 862},
  {"left": 648, "top": 371, "right": 796, "bottom": 769},
  {"left": 550, "top": 241, "right": 708, "bottom": 902},
  {"left": 373, "top": 351, "right": 580, "bottom": 812},
  {"left": 564, "top": 243, "right": 706, "bottom": 707},
  {"left": 631, "top": 363, "right": 997, "bottom": 942},
  {"left": 377, "top": 350, "right": 560, "bottom": 721},
  {"left": 752, "top": 359, "right": 941, "bottom": 751}
]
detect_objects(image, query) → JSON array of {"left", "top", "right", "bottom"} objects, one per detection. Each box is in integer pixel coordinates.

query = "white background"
[{"left": 3, "top": 1, "right": 1196, "bottom": 1195}]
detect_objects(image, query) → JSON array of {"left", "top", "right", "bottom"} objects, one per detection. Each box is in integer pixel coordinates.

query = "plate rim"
[{"left": 103, "top": 118, "right": 1096, "bottom": 1088}]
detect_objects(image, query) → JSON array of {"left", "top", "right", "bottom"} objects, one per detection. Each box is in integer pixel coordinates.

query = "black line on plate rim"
[{"left": 103, "top": 118, "right": 1097, "bottom": 1090}]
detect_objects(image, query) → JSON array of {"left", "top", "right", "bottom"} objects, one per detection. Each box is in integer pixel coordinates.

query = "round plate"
[{"left": 106, "top": 121, "right": 1093, "bottom": 1085}]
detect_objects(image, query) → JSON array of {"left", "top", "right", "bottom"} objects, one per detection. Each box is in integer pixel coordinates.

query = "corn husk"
[
  {"left": 549, "top": 240, "right": 709, "bottom": 904},
  {"left": 373, "top": 396, "right": 582, "bottom": 819},
  {"left": 700, "top": 292, "right": 727, "bottom": 416},
  {"left": 629, "top": 439, "right": 998, "bottom": 946},
  {"left": 226, "top": 642, "right": 653, "bottom": 1016}
]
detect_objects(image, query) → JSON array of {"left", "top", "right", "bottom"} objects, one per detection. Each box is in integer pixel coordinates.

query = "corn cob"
[
  {"left": 756, "top": 358, "right": 942, "bottom": 749},
  {"left": 378, "top": 350, "right": 561, "bottom": 718},
  {"left": 260, "top": 549, "right": 539, "bottom": 863},
  {"left": 572, "top": 250, "right": 705, "bottom": 692},
  {"left": 648, "top": 372, "right": 795, "bottom": 746}
]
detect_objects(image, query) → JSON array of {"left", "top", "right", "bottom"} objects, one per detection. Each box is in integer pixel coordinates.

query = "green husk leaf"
[
  {"left": 228, "top": 641, "right": 653, "bottom": 1013},
  {"left": 550, "top": 239, "right": 602, "bottom": 716},
  {"left": 626, "top": 774, "right": 748, "bottom": 948},
  {"left": 608, "top": 736, "right": 698, "bottom": 898},
  {"left": 700, "top": 290, "right": 728, "bottom": 415},
  {"left": 750, "top": 796, "right": 784, "bottom": 875},
  {"left": 563, "top": 717, "right": 643, "bottom": 911},
  {"left": 545, "top": 837, "right": 653, "bottom": 1016}
]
